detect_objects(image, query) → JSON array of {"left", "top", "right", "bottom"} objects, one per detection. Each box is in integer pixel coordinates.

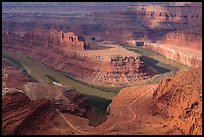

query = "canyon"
[
  {"left": 144, "top": 29, "right": 202, "bottom": 68},
  {"left": 2, "top": 2, "right": 202, "bottom": 43},
  {"left": 2, "top": 57, "right": 202, "bottom": 135},
  {"left": 3, "top": 29, "right": 154, "bottom": 87},
  {"left": 2, "top": 2, "right": 202, "bottom": 135},
  {"left": 2, "top": 2, "right": 202, "bottom": 69},
  {"left": 2, "top": 59, "right": 102, "bottom": 135}
]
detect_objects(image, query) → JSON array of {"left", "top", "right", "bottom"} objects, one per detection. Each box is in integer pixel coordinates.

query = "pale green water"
[{"left": 2, "top": 50, "right": 116, "bottom": 100}]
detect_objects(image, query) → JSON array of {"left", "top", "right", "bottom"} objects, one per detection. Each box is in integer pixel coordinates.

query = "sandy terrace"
[{"left": 72, "top": 42, "right": 140, "bottom": 62}]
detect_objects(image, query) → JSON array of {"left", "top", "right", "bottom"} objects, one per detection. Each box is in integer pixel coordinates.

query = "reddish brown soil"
[
  {"left": 2, "top": 58, "right": 98, "bottom": 135},
  {"left": 2, "top": 61, "right": 202, "bottom": 135},
  {"left": 3, "top": 29, "right": 154, "bottom": 87},
  {"left": 152, "top": 67, "right": 202, "bottom": 135},
  {"left": 2, "top": 59, "right": 35, "bottom": 92},
  {"left": 2, "top": 91, "right": 57, "bottom": 135}
]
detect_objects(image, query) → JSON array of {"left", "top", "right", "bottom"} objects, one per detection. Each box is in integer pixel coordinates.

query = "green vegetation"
[
  {"left": 120, "top": 44, "right": 189, "bottom": 84},
  {"left": 60, "top": 72, "right": 124, "bottom": 93},
  {"left": 3, "top": 52, "right": 26, "bottom": 71},
  {"left": 82, "top": 94, "right": 112, "bottom": 126},
  {"left": 2, "top": 50, "right": 117, "bottom": 100},
  {"left": 2, "top": 52, "right": 38, "bottom": 82},
  {"left": 83, "top": 94, "right": 112, "bottom": 115},
  {"left": 145, "top": 71, "right": 176, "bottom": 85}
]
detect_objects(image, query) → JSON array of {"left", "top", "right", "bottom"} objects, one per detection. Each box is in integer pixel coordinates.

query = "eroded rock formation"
[
  {"left": 2, "top": 58, "right": 37, "bottom": 93},
  {"left": 2, "top": 57, "right": 97, "bottom": 135},
  {"left": 144, "top": 30, "right": 202, "bottom": 68},
  {"left": 5, "top": 29, "right": 89, "bottom": 51},
  {"left": 53, "top": 87, "right": 92, "bottom": 118},
  {"left": 2, "top": 91, "right": 57, "bottom": 135},
  {"left": 2, "top": 3, "right": 202, "bottom": 44},
  {"left": 152, "top": 67, "right": 202, "bottom": 135},
  {"left": 3, "top": 29, "right": 154, "bottom": 87},
  {"left": 161, "top": 30, "right": 202, "bottom": 50}
]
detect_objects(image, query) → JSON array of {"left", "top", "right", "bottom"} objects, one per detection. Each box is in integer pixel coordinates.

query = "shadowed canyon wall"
[
  {"left": 2, "top": 3, "right": 202, "bottom": 45},
  {"left": 3, "top": 29, "right": 154, "bottom": 87}
]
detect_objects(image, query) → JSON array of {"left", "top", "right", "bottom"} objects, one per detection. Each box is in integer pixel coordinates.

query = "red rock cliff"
[
  {"left": 3, "top": 29, "right": 154, "bottom": 87},
  {"left": 144, "top": 29, "right": 202, "bottom": 68},
  {"left": 152, "top": 68, "right": 202, "bottom": 135},
  {"left": 24, "top": 29, "right": 89, "bottom": 50},
  {"left": 2, "top": 91, "right": 56, "bottom": 135}
]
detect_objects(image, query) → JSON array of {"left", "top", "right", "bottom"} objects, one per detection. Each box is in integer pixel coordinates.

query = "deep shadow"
[
  {"left": 141, "top": 56, "right": 171, "bottom": 74},
  {"left": 83, "top": 94, "right": 112, "bottom": 114},
  {"left": 82, "top": 94, "right": 112, "bottom": 126}
]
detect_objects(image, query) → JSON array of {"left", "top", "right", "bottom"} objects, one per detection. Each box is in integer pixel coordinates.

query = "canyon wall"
[
  {"left": 2, "top": 3, "right": 201, "bottom": 45},
  {"left": 2, "top": 59, "right": 96, "bottom": 134},
  {"left": 3, "top": 29, "right": 154, "bottom": 87},
  {"left": 152, "top": 67, "right": 202, "bottom": 135},
  {"left": 161, "top": 30, "right": 202, "bottom": 50},
  {"left": 2, "top": 91, "right": 56, "bottom": 135},
  {"left": 144, "top": 30, "right": 202, "bottom": 68},
  {"left": 24, "top": 29, "right": 89, "bottom": 50}
]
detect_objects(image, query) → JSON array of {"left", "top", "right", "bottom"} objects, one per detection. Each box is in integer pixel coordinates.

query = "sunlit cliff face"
[{"left": 169, "top": 2, "right": 192, "bottom": 6}]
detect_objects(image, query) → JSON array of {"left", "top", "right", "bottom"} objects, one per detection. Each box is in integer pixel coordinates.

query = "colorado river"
[{"left": 2, "top": 50, "right": 116, "bottom": 100}]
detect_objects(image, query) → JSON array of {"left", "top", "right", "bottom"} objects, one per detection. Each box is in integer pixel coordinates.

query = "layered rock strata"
[
  {"left": 144, "top": 30, "right": 202, "bottom": 68},
  {"left": 2, "top": 3, "right": 201, "bottom": 44},
  {"left": 152, "top": 67, "right": 202, "bottom": 135},
  {"left": 2, "top": 56, "right": 97, "bottom": 135},
  {"left": 3, "top": 29, "right": 154, "bottom": 86},
  {"left": 2, "top": 91, "right": 57, "bottom": 135},
  {"left": 2, "top": 59, "right": 34, "bottom": 91},
  {"left": 161, "top": 30, "right": 202, "bottom": 50}
]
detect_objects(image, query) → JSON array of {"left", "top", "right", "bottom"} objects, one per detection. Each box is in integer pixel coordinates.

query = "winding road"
[{"left": 56, "top": 85, "right": 158, "bottom": 134}]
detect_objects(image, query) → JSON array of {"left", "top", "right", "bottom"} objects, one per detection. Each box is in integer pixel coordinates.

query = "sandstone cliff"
[
  {"left": 161, "top": 30, "right": 202, "bottom": 50},
  {"left": 2, "top": 3, "right": 201, "bottom": 45},
  {"left": 3, "top": 29, "right": 154, "bottom": 87},
  {"left": 144, "top": 29, "right": 202, "bottom": 68},
  {"left": 23, "top": 29, "right": 89, "bottom": 50},
  {"left": 152, "top": 67, "right": 202, "bottom": 135}
]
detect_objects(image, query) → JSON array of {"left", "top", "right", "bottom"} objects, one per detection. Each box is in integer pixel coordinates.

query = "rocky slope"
[
  {"left": 161, "top": 30, "right": 202, "bottom": 50},
  {"left": 24, "top": 83, "right": 93, "bottom": 118},
  {"left": 152, "top": 67, "right": 202, "bottom": 135},
  {"left": 2, "top": 57, "right": 97, "bottom": 135},
  {"left": 2, "top": 58, "right": 36, "bottom": 93},
  {"left": 144, "top": 29, "right": 202, "bottom": 68},
  {"left": 94, "top": 67, "right": 202, "bottom": 135},
  {"left": 2, "top": 3, "right": 201, "bottom": 44},
  {"left": 2, "top": 50, "right": 202, "bottom": 135},
  {"left": 3, "top": 29, "right": 154, "bottom": 87},
  {"left": 2, "top": 91, "right": 57, "bottom": 135},
  {"left": 2, "top": 88, "right": 95, "bottom": 135}
]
